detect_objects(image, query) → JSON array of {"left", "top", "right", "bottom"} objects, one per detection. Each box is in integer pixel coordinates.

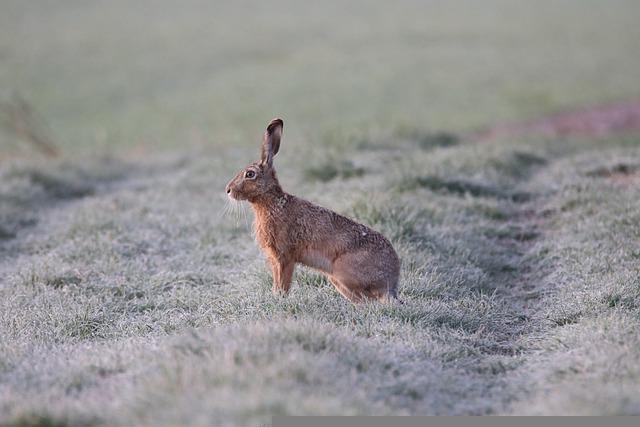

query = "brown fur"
[{"left": 225, "top": 118, "right": 401, "bottom": 303}]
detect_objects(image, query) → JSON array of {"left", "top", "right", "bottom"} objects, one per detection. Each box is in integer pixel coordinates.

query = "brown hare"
[{"left": 225, "top": 118, "right": 401, "bottom": 303}]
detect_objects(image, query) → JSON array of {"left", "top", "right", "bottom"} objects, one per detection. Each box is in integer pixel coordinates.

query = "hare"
[{"left": 225, "top": 118, "right": 401, "bottom": 303}]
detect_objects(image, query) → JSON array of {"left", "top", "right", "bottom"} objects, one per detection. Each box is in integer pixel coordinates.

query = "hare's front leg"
[{"left": 270, "top": 259, "right": 294, "bottom": 295}]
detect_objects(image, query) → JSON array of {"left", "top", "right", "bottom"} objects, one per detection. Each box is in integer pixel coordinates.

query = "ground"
[{"left": 1, "top": 1, "right": 640, "bottom": 426}]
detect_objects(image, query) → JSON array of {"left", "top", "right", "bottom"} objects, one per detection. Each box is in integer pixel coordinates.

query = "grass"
[
  {"left": 2, "top": 133, "right": 639, "bottom": 424},
  {"left": 1, "top": 0, "right": 640, "bottom": 425}
]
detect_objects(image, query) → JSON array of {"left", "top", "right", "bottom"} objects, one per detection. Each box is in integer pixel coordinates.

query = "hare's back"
[{"left": 291, "top": 196, "right": 397, "bottom": 259}]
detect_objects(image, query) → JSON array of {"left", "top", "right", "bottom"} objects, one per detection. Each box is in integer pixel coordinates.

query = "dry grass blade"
[{"left": 0, "top": 94, "right": 58, "bottom": 157}]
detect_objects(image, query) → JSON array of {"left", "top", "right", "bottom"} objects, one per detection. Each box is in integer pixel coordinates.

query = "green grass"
[
  {"left": 2, "top": 0, "right": 640, "bottom": 155},
  {"left": 1, "top": 0, "right": 640, "bottom": 425}
]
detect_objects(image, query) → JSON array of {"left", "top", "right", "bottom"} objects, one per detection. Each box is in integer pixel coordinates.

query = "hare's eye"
[{"left": 245, "top": 170, "right": 256, "bottom": 179}]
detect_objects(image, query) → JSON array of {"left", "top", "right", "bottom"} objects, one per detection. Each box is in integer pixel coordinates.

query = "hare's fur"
[{"left": 226, "top": 118, "right": 400, "bottom": 303}]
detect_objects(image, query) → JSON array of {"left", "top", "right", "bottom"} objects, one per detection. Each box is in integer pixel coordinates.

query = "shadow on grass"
[
  {"left": 0, "top": 161, "right": 127, "bottom": 241},
  {"left": 304, "top": 159, "right": 366, "bottom": 183},
  {"left": 396, "top": 175, "right": 532, "bottom": 202},
  {"left": 3, "top": 414, "right": 97, "bottom": 427},
  {"left": 395, "top": 127, "right": 460, "bottom": 150}
]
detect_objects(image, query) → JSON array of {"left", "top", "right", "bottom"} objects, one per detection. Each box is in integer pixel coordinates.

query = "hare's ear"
[{"left": 260, "top": 118, "right": 283, "bottom": 168}]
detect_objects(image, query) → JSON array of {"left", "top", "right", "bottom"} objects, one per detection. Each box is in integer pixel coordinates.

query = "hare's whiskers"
[
  {"left": 241, "top": 202, "right": 250, "bottom": 231},
  {"left": 232, "top": 199, "right": 242, "bottom": 227},
  {"left": 219, "top": 197, "right": 231, "bottom": 219}
]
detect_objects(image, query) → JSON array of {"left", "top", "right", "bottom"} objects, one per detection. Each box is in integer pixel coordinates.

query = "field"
[{"left": 1, "top": 0, "right": 640, "bottom": 425}]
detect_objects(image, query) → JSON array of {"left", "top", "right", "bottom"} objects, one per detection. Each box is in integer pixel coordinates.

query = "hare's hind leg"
[
  {"left": 328, "top": 275, "right": 392, "bottom": 303},
  {"left": 327, "top": 276, "right": 363, "bottom": 303},
  {"left": 331, "top": 252, "right": 397, "bottom": 302}
]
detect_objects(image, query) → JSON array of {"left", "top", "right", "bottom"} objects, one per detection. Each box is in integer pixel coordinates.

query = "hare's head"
[{"left": 226, "top": 118, "right": 283, "bottom": 202}]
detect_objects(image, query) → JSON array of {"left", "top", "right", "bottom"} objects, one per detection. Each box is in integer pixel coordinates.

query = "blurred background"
[{"left": 2, "top": 0, "right": 639, "bottom": 158}]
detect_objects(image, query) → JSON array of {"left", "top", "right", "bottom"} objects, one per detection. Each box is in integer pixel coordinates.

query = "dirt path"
[{"left": 470, "top": 100, "right": 640, "bottom": 141}]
